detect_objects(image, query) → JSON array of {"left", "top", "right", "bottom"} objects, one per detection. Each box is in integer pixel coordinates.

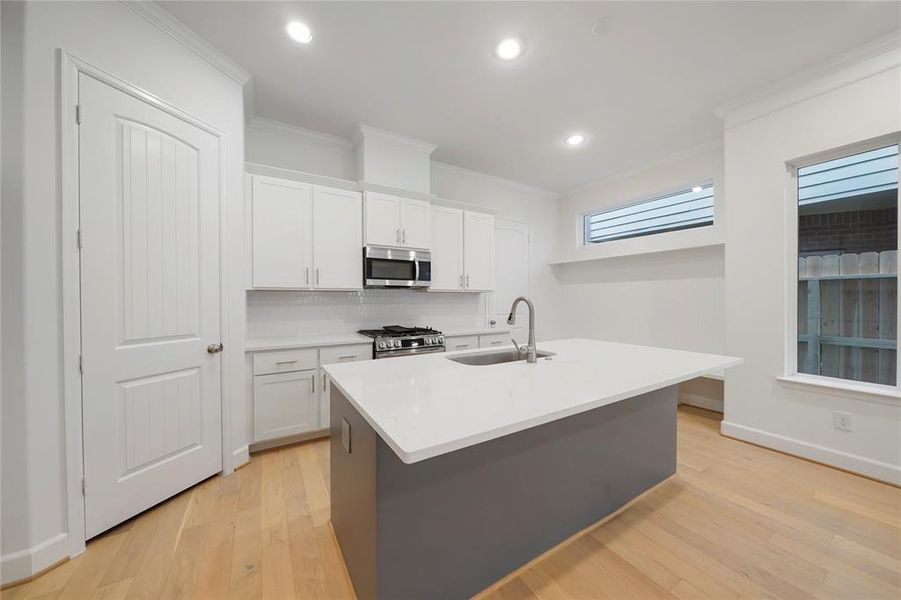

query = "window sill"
[
  {"left": 777, "top": 374, "right": 901, "bottom": 406},
  {"left": 550, "top": 224, "right": 723, "bottom": 267}
]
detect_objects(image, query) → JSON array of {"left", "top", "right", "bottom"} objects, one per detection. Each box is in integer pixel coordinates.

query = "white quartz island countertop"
[{"left": 323, "top": 338, "right": 742, "bottom": 464}]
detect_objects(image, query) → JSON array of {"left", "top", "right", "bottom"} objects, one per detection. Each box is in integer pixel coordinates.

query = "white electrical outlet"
[{"left": 833, "top": 411, "right": 852, "bottom": 432}]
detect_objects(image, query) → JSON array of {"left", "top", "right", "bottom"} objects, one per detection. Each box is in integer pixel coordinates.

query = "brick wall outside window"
[{"left": 799, "top": 207, "right": 897, "bottom": 255}]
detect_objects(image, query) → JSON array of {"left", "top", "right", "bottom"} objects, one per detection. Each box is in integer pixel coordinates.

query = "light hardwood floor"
[{"left": 3, "top": 407, "right": 899, "bottom": 599}]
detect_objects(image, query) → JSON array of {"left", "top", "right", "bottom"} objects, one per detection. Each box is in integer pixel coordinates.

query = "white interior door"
[
  {"left": 78, "top": 73, "right": 223, "bottom": 538},
  {"left": 493, "top": 219, "right": 531, "bottom": 343},
  {"left": 313, "top": 186, "right": 362, "bottom": 290}
]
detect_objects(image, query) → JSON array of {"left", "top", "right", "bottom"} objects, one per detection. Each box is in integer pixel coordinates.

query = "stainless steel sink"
[{"left": 447, "top": 349, "right": 555, "bottom": 366}]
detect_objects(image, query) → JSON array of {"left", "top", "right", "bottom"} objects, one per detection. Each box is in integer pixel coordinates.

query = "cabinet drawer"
[
  {"left": 320, "top": 344, "right": 372, "bottom": 365},
  {"left": 253, "top": 348, "right": 318, "bottom": 375},
  {"left": 479, "top": 333, "right": 510, "bottom": 349},
  {"left": 446, "top": 335, "right": 479, "bottom": 351}
]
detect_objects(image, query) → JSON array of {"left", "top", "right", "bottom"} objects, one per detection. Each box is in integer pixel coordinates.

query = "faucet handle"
[{"left": 511, "top": 339, "right": 524, "bottom": 356}]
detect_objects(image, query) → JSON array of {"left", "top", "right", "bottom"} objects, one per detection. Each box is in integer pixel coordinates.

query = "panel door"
[
  {"left": 430, "top": 206, "right": 464, "bottom": 291},
  {"left": 78, "top": 73, "right": 222, "bottom": 538},
  {"left": 364, "top": 191, "right": 400, "bottom": 247},
  {"left": 399, "top": 197, "right": 432, "bottom": 249},
  {"left": 253, "top": 371, "right": 319, "bottom": 442},
  {"left": 492, "top": 219, "right": 531, "bottom": 344},
  {"left": 464, "top": 211, "right": 495, "bottom": 291},
  {"left": 313, "top": 186, "right": 362, "bottom": 290},
  {"left": 252, "top": 176, "right": 313, "bottom": 288}
]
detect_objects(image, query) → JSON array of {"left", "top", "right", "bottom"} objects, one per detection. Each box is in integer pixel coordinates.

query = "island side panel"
[
  {"left": 375, "top": 385, "right": 678, "bottom": 600},
  {"left": 330, "top": 387, "right": 378, "bottom": 600}
]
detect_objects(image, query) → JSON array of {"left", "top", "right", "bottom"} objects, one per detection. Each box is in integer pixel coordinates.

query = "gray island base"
[{"left": 330, "top": 384, "right": 678, "bottom": 600}]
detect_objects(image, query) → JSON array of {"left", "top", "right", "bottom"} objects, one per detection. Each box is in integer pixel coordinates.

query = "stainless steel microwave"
[{"left": 363, "top": 246, "right": 431, "bottom": 289}]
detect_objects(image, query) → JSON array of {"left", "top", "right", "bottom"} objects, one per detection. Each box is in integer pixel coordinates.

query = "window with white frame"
[
  {"left": 583, "top": 183, "right": 714, "bottom": 245},
  {"left": 795, "top": 143, "right": 899, "bottom": 386}
]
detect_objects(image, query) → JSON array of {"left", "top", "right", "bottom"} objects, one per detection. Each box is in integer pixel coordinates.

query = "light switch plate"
[{"left": 341, "top": 417, "right": 351, "bottom": 453}]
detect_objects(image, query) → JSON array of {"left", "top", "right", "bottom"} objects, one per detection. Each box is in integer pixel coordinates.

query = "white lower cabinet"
[
  {"left": 318, "top": 343, "right": 371, "bottom": 428},
  {"left": 479, "top": 333, "right": 510, "bottom": 348},
  {"left": 253, "top": 370, "right": 319, "bottom": 443},
  {"left": 446, "top": 335, "right": 479, "bottom": 351}
]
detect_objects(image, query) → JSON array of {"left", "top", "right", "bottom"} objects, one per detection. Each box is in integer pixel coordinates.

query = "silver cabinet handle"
[
  {"left": 311, "top": 376, "right": 315, "bottom": 394},
  {"left": 396, "top": 228, "right": 401, "bottom": 244},
  {"left": 459, "top": 274, "right": 463, "bottom": 288},
  {"left": 338, "top": 355, "right": 357, "bottom": 360},
  {"left": 316, "top": 268, "right": 320, "bottom": 285},
  {"left": 207, "top": 343, "right": 224, "bottom": 354},
  {"left": 490, "top": 340, "right": 503, "bottom": 345},
  {"left": 466, "top": 274, "right": 470, "bottom": 287},
  {"left": 323, "top": 374, "right": 327, "bottom": 391},
  {"left": 275, "top": 360, "right": 297, "bottom": 365},
  {"left": 305, "top": 267, "right": 310, "bottom": 285},
  {"left": 455, "top": 344, "right": 468, "bottom": 349}
]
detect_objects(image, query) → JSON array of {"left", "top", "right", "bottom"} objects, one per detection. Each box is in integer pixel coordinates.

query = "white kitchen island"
[{"left": 324, "top": 338, "right": 741, "bottom": 600}]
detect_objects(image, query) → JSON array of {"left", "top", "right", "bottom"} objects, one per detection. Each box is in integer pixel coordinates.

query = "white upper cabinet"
[
  {"left": 429, "top": 206, "right": 494, "bottom": 292},
  {"left": 363, "top": 191, "right": 401, "bottom": 247},
  {"left": 250, "top": 174, "right": 362, "bottom": 290},
  {"left": 251, "top": 176, "right": 312, "bottom": 288},
  {"left": 312, "top": 186, "right": 362, "bottom": 290},
  {"left": 464, "top": 211, "right": 494, "bottom": 291},
  {"left": 399, "top": 198, "right": 431, "bottom": 249},
  {"left": 364, "top": 191, "right": 431, "bottom": 249},
  {"left": 431, "top": 206, "right": 465, "bottom": 291}
]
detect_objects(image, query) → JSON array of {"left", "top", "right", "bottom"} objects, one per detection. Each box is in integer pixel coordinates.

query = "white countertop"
[
  {"left": 324, "top": 338, "right": 742, "bottom": 464},
  {"left": 245, "top": 327, "right": 509, "bottom": 352}
]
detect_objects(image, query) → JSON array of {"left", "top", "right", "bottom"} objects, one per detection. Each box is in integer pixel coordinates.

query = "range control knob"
[
  {"left": 438, "top": 336, "right": 444, "bottom": 344},
  {"left": 377, "top": 340, "right": 386, "bottom": 349},
  {"left": 425, "top": 337, "right": 433, "bottom": 345}
]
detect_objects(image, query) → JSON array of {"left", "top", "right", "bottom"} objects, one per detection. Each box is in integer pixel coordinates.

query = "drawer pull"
[
  {"left": 490, "top": 340, "right": 503, "bottom": 345},
  {"left": 338, "top": 355, "right": 357, "bottom": 360},
  {"left": 455, "top": 344, "right": 468, "bottom": 349},
  {"left": 275, "top": 360, "right": 298, "bottom": 365}
]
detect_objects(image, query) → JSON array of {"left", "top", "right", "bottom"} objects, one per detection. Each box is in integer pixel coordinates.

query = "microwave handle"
[{"left": 414, "top": 259, "right": 420, "bottom": 283}]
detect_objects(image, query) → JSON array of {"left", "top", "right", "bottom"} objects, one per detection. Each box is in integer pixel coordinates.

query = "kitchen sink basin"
[{"left": 447, "top": 349, "right": 556, "bottom": 366}]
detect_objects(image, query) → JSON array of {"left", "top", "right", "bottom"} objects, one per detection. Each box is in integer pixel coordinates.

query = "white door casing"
[
  {"left": 493, "top": 219, "right": 531, "bottom": 343},
  {"left": 78, "top": 73, "right": 223, "bottom": 538}
]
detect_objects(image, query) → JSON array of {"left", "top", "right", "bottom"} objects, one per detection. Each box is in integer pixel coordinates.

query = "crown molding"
[
  {"left": 430, "top": 161, "right": 558, "bottom": 199},
  {"left": 352, "top": 124, "right": 438, "bottom": 154},
  {"left": 715, "top": 30, "right": 901, "bottom": 129},
  {"left": 121, "top": 0, "right": 252, "bottom": 86},
  {"left": 248, "top": 117, "right": 354, "bottom": 150},
  {"left": 561, "top": 137, "right": 724, "bottom": 198}
]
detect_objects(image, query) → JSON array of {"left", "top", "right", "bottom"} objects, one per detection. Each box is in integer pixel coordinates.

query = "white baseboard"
[
  {"left": 231, "top": 445, "right": 250, "bottom": 471},
  {"left": 721, "top": 420, "right": 901, "bottom": 486},
  {"left": 1, "top": 533, "right": 68, "bottom": 586}
]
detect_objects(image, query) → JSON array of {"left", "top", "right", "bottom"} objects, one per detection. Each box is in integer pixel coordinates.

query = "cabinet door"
[
  {"left": 319, "top": 344, "right": 372, "bottom": 428},
  {"left": 399, "top": 197, "right": 432, "bottom": 249},
  {"left": 251, "top": 176, "right": 312, "bottom": 288},
  {"left": 253, "top": 370, "right": 319, "bottom": 442},
  {"left": 479, "top": 333, "right": 511, "bottom": 349},
  {"left": 464, "top": 211, "right": 494, "bottom": 291},
  {"left": 364, "top": 191, "right": 400, "bottom": 247},
  {"left": 313, "top": 186, "right": 362, "bottom": 290},
  {"left": 430, "top": 206, "right": 464, "bottom": 291}
]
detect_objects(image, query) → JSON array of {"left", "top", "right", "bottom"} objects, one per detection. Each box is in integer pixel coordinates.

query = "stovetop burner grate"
[{"left": 358, "top": 325, "right": 442, "bottom": 338}]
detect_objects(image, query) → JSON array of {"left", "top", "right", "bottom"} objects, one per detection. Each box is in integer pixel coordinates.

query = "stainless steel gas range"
[{"left": 357, "top": 325, "right": 446, "bottom": 359}]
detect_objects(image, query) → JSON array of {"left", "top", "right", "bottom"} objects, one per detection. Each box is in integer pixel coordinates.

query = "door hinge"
[
  {"left": 76, "top": 229, "right": 82, "bottom": 249},
  {"left": 78, "top": 354, "right": 83, "bottom": 374},
  {"left": 75, "top": 105, "right": 81, "bottom": 125}
]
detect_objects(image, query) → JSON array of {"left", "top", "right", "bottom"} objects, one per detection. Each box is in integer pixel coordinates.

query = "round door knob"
[{"left": 207, "top": 343, "right": 224, "bottom": 354}]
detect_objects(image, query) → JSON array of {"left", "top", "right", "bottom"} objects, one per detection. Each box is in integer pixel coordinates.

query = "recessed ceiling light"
[
  {"left": 692, "top": 186, "right": 704, "bottom": 193},
  {"left": 495, "top": 38, "right": 523, "bottom": 61},
  {"left": 286, "top": 21, "right": 313, "bottom": 44},
  {"left": 564, "top": 133, "right": 588, "bottom": 147}
]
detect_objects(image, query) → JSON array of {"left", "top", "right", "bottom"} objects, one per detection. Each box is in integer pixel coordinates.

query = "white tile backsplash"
[{"left": 246, "top": 290, "right": 488, "bottom": 338}]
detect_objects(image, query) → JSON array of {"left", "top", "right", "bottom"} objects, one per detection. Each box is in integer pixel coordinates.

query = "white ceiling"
[{"left": 159, "top": 1, "right": 900, "bottom": 192}]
